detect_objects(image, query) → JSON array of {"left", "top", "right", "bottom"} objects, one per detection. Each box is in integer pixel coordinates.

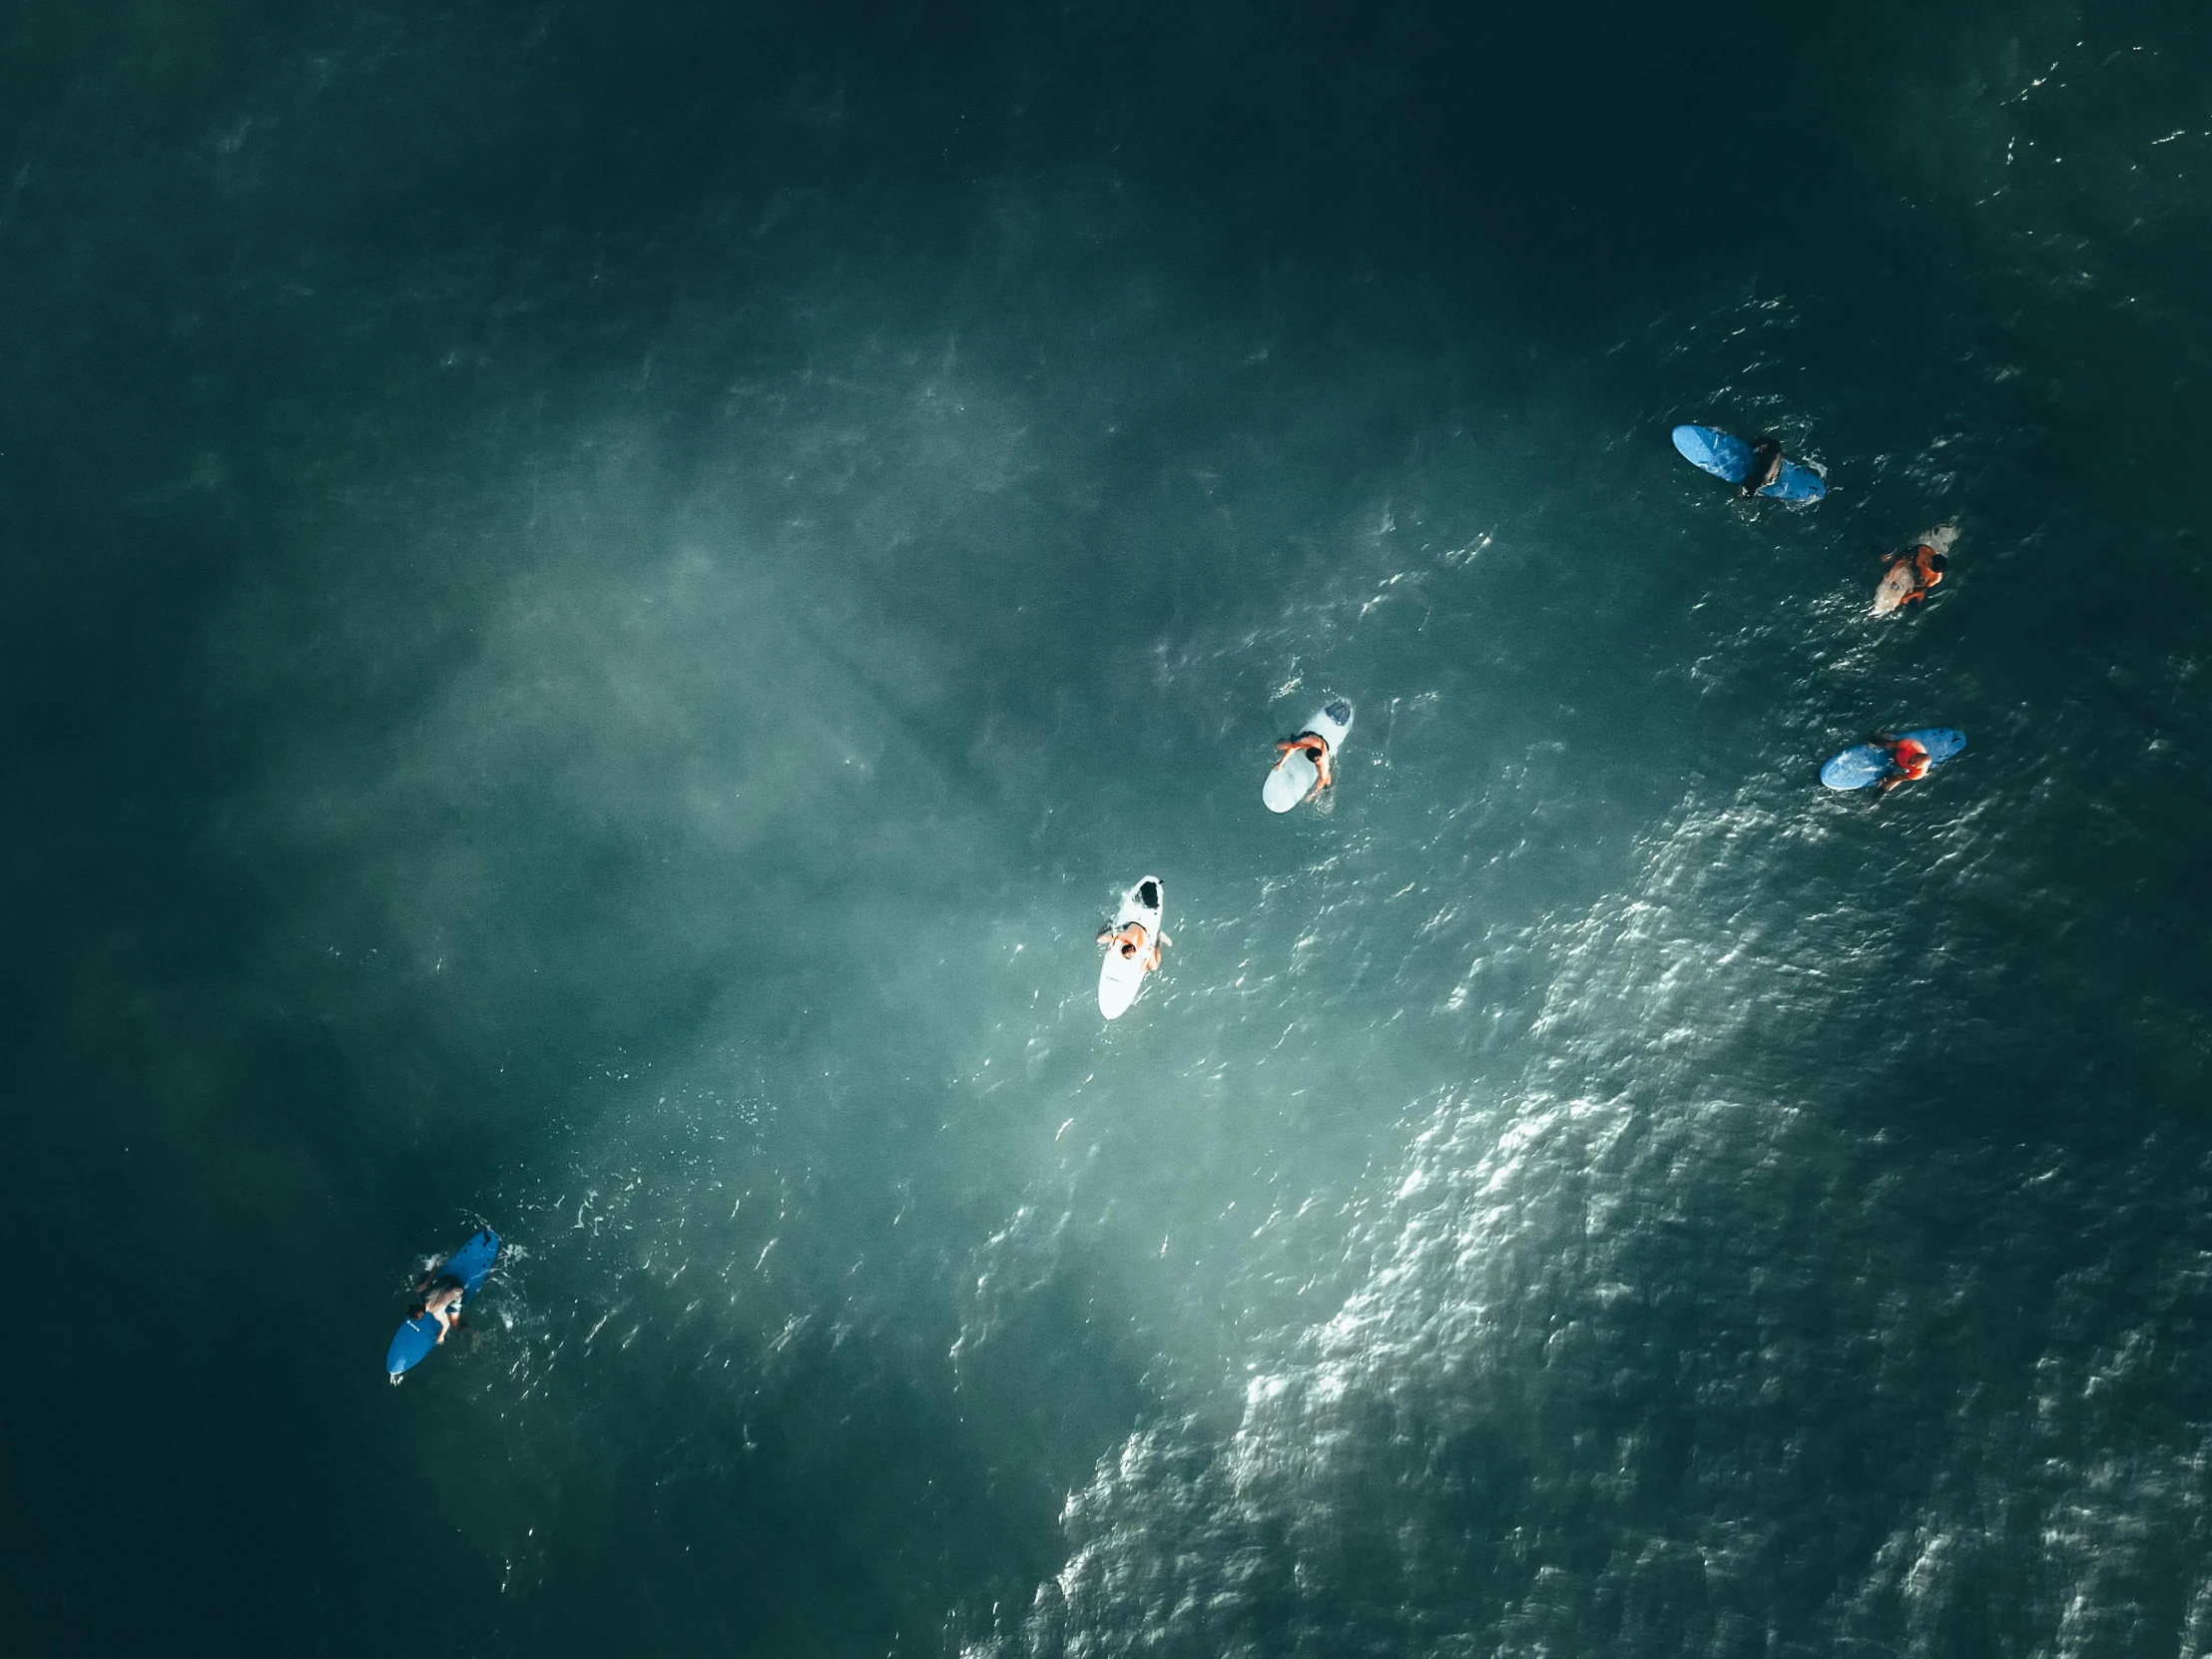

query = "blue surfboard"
[
  {"left": 1672, "top": 423, "right": 1827, "bottom": 503},
  {"left": 1820, "top": 728, "right": 1966, "bottom": 791},
  {"left": 386, "top": 1227, "right": 500, "bottom": 1381}
]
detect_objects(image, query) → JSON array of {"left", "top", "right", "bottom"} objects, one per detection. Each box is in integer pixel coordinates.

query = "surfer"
[
  {"left": 408, "top": 1270, "right": 468, "bottom": 1344},
  {"left": 1881, "top": 543, "right": 1948, "bottom": 607},
  {"left": 1095, "top": 919, "right": 1165, "bottom": 972},
  {"left": 1273, "top": 731, "right": 1335, "bottom": 800},
  {"left": 1094, "top": 876, "right": 1170, "bottom": 1019},
  {"left": 1871, "top": 732, "right": 1933, "bottom": 792},
  {"left": 1737, "top": 438, "right": 1785, "bottom": 498}
]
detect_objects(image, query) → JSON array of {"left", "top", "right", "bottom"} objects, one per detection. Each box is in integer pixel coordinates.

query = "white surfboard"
[
  {"left": 1097, "top": 875, "right": 1166, "bottom": 1020},
  {"left": 1264, "top": 699, "right": 1354, "bottom": 814},
  {"left": 1873, "top": 522, "right": 1957, "bottom": 616}
]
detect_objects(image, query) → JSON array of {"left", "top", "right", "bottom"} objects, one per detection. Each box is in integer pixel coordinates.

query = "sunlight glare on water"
[{"left": 6, "top": 2, "right": 2212, "bottom": 1656}]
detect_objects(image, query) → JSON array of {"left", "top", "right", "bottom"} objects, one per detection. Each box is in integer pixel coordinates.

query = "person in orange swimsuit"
[
  {"left": 1883, "top": 543, "right": 1948, "bottom": 606},
  {"left": 1274, "top": 731, "right": 1335, "bottom": 800},
  {"left": 1873, "top": 733, "right": 1933, "bottom": 791},
  {"left": 1095, "top": 920, "right": 1164, "bottom": 972}
]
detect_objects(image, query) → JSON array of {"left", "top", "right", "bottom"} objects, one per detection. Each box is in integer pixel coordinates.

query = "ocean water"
[{"left": 7, "top": 2, "right": 2212, "bottom": 1655}]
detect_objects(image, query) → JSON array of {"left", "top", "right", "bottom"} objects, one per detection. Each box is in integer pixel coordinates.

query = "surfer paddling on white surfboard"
[
  {"left": 1096, "top": 918, "right": 1165, "bottom": 971},
  {"left": 1264, "top": 699, "right": 1354, "bottom": 815},
  {"left": 1874, "top": 524, "right": 1955, "bottom": 615},
  {"left": 1096, "top": 876, "right": 1169, "bottom": 1018},
  {"left": 1273, "top": 732, "right": 1335, "bottom": 799}
]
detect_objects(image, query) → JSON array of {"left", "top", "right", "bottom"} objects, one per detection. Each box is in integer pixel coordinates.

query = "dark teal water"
[{"left": 8, "top": 3, "right": 2212, "bottom": 1655}]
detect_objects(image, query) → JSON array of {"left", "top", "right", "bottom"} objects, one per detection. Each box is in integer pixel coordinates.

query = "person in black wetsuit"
[{"left": 1738, "top": 438, "right": 1785, "bottom": 498}]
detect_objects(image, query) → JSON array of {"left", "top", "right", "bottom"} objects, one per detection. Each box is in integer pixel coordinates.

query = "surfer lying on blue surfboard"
[
  {"left": 1819, "top": 728, "right": 1965, "bottom": 793},
  {"left": 1738, "top": 438, "right": 1784, "bottom": 499},
  {"left": 1669, "top": 424, "right": 1827, "bottom": 503},
  {"left": 1871, "top": 733, "right": 1933, "bottom": 792},
  {"left": 407, "top": 1268, "right": 469, "bottom": 1346},
  {"left": 387, "top": 1227, "right": 500, "bottom": 1380}
]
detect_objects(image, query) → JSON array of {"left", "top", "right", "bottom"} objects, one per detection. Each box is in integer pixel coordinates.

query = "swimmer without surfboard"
[
  {"left": 1097, "top": 875, "right": 1168, "bottom": 1020},
  {"left": 1265, "top": 699, "right": 1354, "bottom": 815}
]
